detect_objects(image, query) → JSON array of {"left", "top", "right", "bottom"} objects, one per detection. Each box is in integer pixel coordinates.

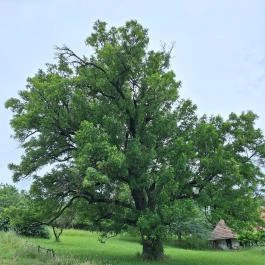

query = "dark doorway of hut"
[{"left": 226, "top": 239, "right": 232, "bottom": 249}]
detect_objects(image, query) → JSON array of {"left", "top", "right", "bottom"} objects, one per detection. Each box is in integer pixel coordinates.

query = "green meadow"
[{"left": 1, "top": 230, "right": 265, "bottom": 265}]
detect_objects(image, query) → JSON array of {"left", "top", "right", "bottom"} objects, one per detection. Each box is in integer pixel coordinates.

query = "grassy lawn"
[{"left": 1, "top": 230, "right": 265, "bottom": 265}]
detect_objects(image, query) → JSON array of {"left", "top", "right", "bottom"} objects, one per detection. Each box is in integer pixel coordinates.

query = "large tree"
[{"left": 6, "top": 20, "right": 265, "bottom": 259}]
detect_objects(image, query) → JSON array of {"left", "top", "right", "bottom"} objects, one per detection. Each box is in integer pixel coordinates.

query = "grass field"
[{"left": 1, "top": 230, "right": 265, "bottom": 265}]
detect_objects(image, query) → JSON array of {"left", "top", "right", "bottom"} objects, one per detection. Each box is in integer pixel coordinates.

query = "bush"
[
  {"left": 238, "top": 230, "right": 265, "bottom": 247},
  {"left": 0, "top": 217, "right": 10, "bottom": 231},
  {"left": 14, "top": 223, "right": 50, "bottom": 238},
  {"left": 1, "top": 197, "right": 50, "bottom": 238},
  {"left": 175, "top": 236, "right": 209, "bottom": 250}
]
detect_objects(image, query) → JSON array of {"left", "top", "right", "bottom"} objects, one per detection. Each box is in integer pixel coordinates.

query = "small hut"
[{"left": 209, "top": 220, "right": 240, "bottom": 250}]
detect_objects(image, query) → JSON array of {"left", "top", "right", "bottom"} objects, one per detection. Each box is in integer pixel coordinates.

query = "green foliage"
[
  {"left": 6, "top": 20, "right": 265, "bottom": 259},
  {"left": 167, "top": 200, "right": 211, "bottom": 239},
  {"left": 0, "top": 184, "right": 21, "bottom": 231},
  {"left": 238, "top": 230, "right": 265, "bottom": 247},
  {"left": 174, "top": 236, "right": 209, "bottom": 250},
  {"left": 14, "top": 223, "right": 50, "bottom": 239},
  {"left": 2, "top": 196, "right": 50, "bottom": 238},
  {"left": 0, "top": 185, "right": 50, "bottom": 238},
  {"left": 0, "top": 184, "right": 21, "bottom": 210},
  {"left": 0, "top": 217, "right": 9, "bottom": 231}
]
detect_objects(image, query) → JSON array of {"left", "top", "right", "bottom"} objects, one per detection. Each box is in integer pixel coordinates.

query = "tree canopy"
[{"left": 6, "top": 20, "right": 265, "bottom": 260}]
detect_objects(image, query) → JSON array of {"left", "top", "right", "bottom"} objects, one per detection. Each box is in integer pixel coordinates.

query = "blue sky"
[{"left": 1, "top": 0, "right": 265, "bottom": 188}]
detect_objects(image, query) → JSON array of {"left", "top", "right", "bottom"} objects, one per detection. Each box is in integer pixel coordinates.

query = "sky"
[{"left": 0, "top": 0, "right": 265, "bottom": 189}]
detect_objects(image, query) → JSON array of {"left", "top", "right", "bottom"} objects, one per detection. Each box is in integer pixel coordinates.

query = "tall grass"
[
  {"left": 1, "top": 230, "right": 265, "bottom": 265},
  {"left": 0, "top": 232, "right": 93, "bottom": 265},
  {"left": 30, "top": 229, "right": 265, "bottom": 265}
]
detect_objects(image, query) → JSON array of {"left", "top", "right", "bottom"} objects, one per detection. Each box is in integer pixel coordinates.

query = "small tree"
[
  {"left": 6, "top": 20, "right": 265, "bottom": 260},
  {"left": 2, "top": 195, "right": 50, "bottom": 238},
  {"left": 168, "top": 200, "right": 210, "bottom": 240},
  {"left": 50, "top": 209, "right": 76, "bottom": 242},
  {"left": 52, "top": 225, "right": 63, "bottom": 242},
  {"left": 0, "top": 184, "right": 21, "bottom": 231}
]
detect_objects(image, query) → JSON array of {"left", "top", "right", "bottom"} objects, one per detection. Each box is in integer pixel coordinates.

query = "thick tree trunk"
[
  {"left": 142, "top": 237, "right": 164, "bottom": 260},
  {"left": 130, "top": 186, "right": 164, "bottom": 260}
]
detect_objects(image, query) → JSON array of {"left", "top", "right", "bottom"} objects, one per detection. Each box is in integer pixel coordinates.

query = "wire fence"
[
  {"left": 37, "top": 245, "right": 56, "bottom": 257},
  {"left": 24, "top": 240, "right": 56, "bottom": 258}
]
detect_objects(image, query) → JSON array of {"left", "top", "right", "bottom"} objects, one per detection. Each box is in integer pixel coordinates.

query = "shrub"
[
  {"left": 238, "top": 230, "right": 265, "bottom": 247},
  {"left": 0, "top": 217, "right": 10, "bottom": 231},
  {"left": 14, "top": 223, "right": 50, "bottom": 238},
  {"left": 175, "top": 236, "right": 209, "bottom": 250}
]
